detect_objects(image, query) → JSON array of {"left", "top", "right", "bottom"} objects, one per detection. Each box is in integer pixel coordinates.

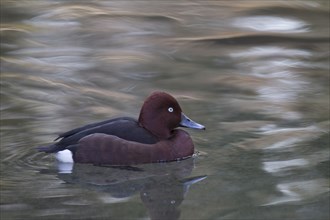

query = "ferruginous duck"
[{"left": 38, "top": 91, "right": 205, "bottom": 165}]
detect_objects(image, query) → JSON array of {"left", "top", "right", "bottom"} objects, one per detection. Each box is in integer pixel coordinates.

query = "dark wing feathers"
[
  {"left": 38, "top": 117, "right": 158, "bottom": 153},
  {"left": 55, "top": 117, "right": 134, "bottom": 141}
]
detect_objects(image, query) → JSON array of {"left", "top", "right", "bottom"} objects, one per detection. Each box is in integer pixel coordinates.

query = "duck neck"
[{"left": 138, "top": 113, "right": 171, "bottom": 140}]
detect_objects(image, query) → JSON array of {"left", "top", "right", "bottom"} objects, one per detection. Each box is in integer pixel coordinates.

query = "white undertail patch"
[
  {"left": 56, "top": 149, "right": 74, "bottom": 173},
  {"left": 56, "top": 149, "right": 74, "bottom": 163}
]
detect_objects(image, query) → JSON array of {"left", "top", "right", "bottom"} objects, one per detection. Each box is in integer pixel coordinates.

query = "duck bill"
[{"left": 180, "top": 113, "right": 205, "bottom": 130}]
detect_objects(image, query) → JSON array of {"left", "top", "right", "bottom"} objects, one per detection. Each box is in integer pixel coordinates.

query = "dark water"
[{"left": 1, "top": 1, "right": 329, "bottom": 220}]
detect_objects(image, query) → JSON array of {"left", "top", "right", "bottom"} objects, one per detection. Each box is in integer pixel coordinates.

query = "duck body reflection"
[{"left": 57, "top": 158, "right": 206, "bottom": 220}]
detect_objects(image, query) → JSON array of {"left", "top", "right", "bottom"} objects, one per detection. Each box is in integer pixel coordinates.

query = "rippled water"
[{"left": 1, "top": 1, "right": 329, "bottom": 220}]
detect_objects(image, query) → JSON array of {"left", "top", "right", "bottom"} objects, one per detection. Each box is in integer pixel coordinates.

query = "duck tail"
[{"left": 36, "top": 144, "right": 62, "bottom": 153}]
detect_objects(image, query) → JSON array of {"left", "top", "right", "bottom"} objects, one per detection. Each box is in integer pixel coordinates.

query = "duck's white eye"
[{"left": 168, "top": 107, "right": 174, "bottom": 113}]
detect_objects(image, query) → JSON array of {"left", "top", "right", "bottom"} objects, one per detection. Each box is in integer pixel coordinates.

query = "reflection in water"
[
  {"left": 264, "top": 179, "right": 329, "bottom": 206},
  {"left": 228, "top": 45, "right": 313, "bottom": 120},
  {"left": 1, "top": 1, "right": 329, "bottom": 220},
  {"left": 56, "top": 159, "right": 206, "bottom": 220},
  {"left": 263, "top": 158, "right": 309, "bottom": 173},
  {"left": 232, "top": 16, "right": 308, "bottom": 32},
  {"left": 230, "top": 46, "right": 312, "bottom": 58}
]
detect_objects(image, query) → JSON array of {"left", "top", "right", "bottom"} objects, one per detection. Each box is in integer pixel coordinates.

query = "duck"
[{"left": 37, "top": 91, "right": 205, "bottom": 165}]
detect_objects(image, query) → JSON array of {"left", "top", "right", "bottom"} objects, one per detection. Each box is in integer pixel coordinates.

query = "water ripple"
[
  {"left": 232, "top": 16, "right": 309, "bottom": 33},
  {"left": 263, "top": 179, "right": 329, "bottom": 206},
  {"left": 263, "top": 158, "right": 309, "bottom": 173},
  {"left": 1, "top": 1, "right": 329, "bottom": 219},
  {"left": 174, "top": 34, "right": 329, "bottom": 45}
]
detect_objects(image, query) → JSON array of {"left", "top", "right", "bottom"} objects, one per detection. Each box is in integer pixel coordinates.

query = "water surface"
[{"left": 1, "top": 1, "right": 329, "bottom": 220}]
